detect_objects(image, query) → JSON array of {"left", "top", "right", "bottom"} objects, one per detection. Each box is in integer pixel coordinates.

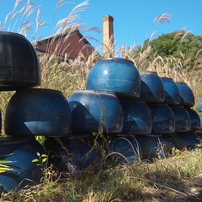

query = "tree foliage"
[{"left": 137, "top": 30, "right": 202, "bottom": 70}]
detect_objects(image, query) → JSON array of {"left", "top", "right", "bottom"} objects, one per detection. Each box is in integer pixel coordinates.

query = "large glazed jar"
[
  {"left": 68, "top": 90, "right": 123, "bottom": 133},
  {"left": 86, "top": 58, "right": 141, "bottom": 97},
  {"left": 108, "top": 134, "right": 142, "bottom": 164},
  {"left": 178, "top": 130, "right": 200, "bottom": 150},
  {"left": 0, "top": 31, "right": 40, "bottom": 90},
  {"left": 162, "top": 133, "right": 182, "bottom": 150},
  {"left": 139, "top": 71, "right": 165, "bottom": 103},
  {"left": 185, "top": 107, "right": 200, "bottom": 131},
  {"left": 43, "top": 134, "right": 103, "bottom": 173},
  {"left": 148, "top": 103, "right": 175, "bottom": 134},
  {"left": 0, "top": 137, "right": 46, "bottom": 193},
  {"left": 161, "top": 77, "right": 180, "bottom": 105},
  {"left": 120, "top": 99, "right": 152, "bottom": 135},
  {"left": 137, "top": 135, "right": 169, "bottom": 160},
  {"left": 5, "top": 88, "right": 72, "bottom": 137},
  {"left": 198, "top": 96, "right": 202, "bottom": 112},
  {"left": 170, "top": 106, "right": 191, "bottom": 132},
  {"left": 176, "top": 82, "right": 195, "bottom": 107}
]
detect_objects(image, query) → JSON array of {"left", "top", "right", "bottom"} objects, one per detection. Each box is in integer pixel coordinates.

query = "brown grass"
[{"left": 0, "top": 1, "right": 202, "bottom": 201}]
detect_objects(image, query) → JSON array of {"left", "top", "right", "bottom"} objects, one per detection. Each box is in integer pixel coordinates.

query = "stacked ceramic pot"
[
  {"left": 196, "top": 96, "right": 202, "bottom": 139},
  {"left": 66, "top": 58, "right": 146, "bottom": 166},
  {"left": 0, "top": 31, "right": 71, "bottom": 193},
  {"left": 162, "top": 82, "right": 200, "bottom": 151},
  {"left": 135, "top": 72, "right": 174, "bottom": 160}
]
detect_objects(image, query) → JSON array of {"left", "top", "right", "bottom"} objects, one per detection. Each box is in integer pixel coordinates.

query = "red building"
[{"left": 34, "top": 28, "right": 98, "bottom": 60}]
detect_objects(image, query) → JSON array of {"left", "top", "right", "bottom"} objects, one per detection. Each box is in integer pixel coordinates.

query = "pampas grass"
[{"left": 0, "top": 1, "right": 202, "bottom": 201}]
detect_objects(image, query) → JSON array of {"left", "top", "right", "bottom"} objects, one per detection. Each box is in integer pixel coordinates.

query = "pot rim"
[{"left": 97, "top": 57, "right": 134, "bottom": 64}]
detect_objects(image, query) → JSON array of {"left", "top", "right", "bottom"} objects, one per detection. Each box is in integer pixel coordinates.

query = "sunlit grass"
[{"left": 0, "top": 1, "right": 202, "bottom": 201}]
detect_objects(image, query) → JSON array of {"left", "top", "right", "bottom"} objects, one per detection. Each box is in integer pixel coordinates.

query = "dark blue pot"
[
  {"left": 178, "top": 130, "right": 200, "bottom": 150},
  {"left": 200, "top": 112, "right": 202, "bottom": 128},
  {"left": 43, "top": 134, "right": 103, "bottom": 173},
  {"left": 161, "top": 77, "right": 180, "bottom": 105},
  {"left": 0, "top": 137, "right": 46, "bottom": 193},
  {"left": 137, "top": 135, "right": 169, "bottom": 160},
  {"left": 170, "top": 106, "right": 191, "bottom": 132},
  {"left": 108, "top": 134, "right": 142, "bottom": 164},
  {"left": 162, "top": 133, "right": 182, "bottom": 150},
  {"left": 148, "top": 103, "right": 175, "bottom": 134},
  {"left": 5, "top": 88, "right": 72, "bottom": 137},
  {"left": 196, "top": 130, "right": 202, "bottom": 140},
  {"left": 139, "top": 71, "right": 165, "bottom": 103},
  {"left": 119, "top": 99, "right": 152, "bottom": 135},
  {"left": 185, "top": 107, "right": 200, "bottom": 131},
  {"left": 176, "top": 82, "right": 195, "bottom": 107},
  {"left": 198, "top": 96, "right": 202, "bottom": 112},
  {"left": 0, "top": 31, "right": 40, "bottom": 91},
  {"left": 86, "top": 58, "right": 141, "bottom": 97},
  {"left": 68, "top": 90, "right": 123, "bottom": 133}
]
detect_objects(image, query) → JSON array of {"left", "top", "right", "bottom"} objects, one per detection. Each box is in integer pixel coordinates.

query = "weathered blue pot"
[
  {"left": 43, "top": 134, "right": 103, "bottom": 173},
  {"left": 178, "top": 130, "right": 200, "bottom": 150},
  {"left": 0, "top": 31, "right": 40, "bottom": 91},
  {"left": 198, "top": 96, "right": 202, "bottom": 112},
  {"left": 137, "top": 135, "right": 169, "bottom": 160},
  {"left": 176, "top": 82, "right": 195, "bottom": 107},
  {"left": 148, "top": 103, "right": 175, "bottom": 134},
  {"left": 139, "top": 71, "right": 165, "bottom": 103},
  {"left": 108, "top": 134, "right": 142, "bottom": 164},
  {"left": 119, "top": 99, "right": 152, "bottom": 135},
  {"left": 200, "top": 112, "right": 202, "bottom": 128},
  {"left": 0, "top": 137, "right": 46, "bottom": 193},
  {"left": 170, "top": 106, "right": 191, "bottom": 132},
  {"left": 162, "top": 133, "right": 182, "bottom": 150},
  {"left": 5, "top": 88, "right": 72, "bottom": 137},
  {"left": 185, "top": 107, "right": 200, "bottom": 131},
  {"left": 86, "top": 58, "right": 141, "bottom": 97},
  {"left": 196, "top": 130, "right": 202, "bottom": 141},
  {"left": 161, "top": 77, "right": 180, "bottom": 105},
  {"left": 68, "top": 90, "right": 123, "bottom": 133}
]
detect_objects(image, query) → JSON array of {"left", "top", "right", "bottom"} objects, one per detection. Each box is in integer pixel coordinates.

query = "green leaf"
[
  {"left": 32, "top": 159, "right": 39, "bottom": 163},
  {"left": 0, "top": 160, "right": 15, "bottom": 164},
  {"left": 42, "top": 158, "right": 47, "bottom": 163},
  {"left": 36, "top": 152, "right": 41, "bottom": 157}
]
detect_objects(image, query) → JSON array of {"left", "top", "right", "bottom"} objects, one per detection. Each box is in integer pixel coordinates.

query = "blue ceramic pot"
[
  {"left": 178, "top": 130, "right": 200, "bottom": 150},
  {"left": 148, "top": 103, "right": 175, "bottom": 134},
  {"left": 185, "top": 107, "right": 200, "bottom": 131},
  {"left": 200, "top": 112, "right": 202, "bottom": 128},
  {"left": 162, "top": 133, "right": 182, "bottom": 150},
  {"left": 176, "top": 82, "right": 195, "bottom": 107},
  {"left": 161, "top": 77, "right": 180, "bottom": 105},
  {"left": 108, "top": 134, "right": 142, "bottom": 164},
  {"left": 170, "top": 106, "right": 191, "bottom": 132},
  {"left": 0, "top": 137, "right": 46, "bottom": 193},
  {"left": 137, "top": 135, "right": 169, "bottom": 160},
  {"left": 139, "top": 71, "right": 165, "bottom": 103},
  {"left": 196, "top": 131, "right": 202, "bottom": 141},
  {"left": 43, "top": 134, "right": 103, "bottom": 173},
  {"left": 119, "top": 99, "right": 152, "bottom": 135},
  {"left": 5, "top": 88, "right": 72, "bottom": 137},
  {"left": 68, "top": 90, "right": 123, "bottom": 133},
  {"left": 0, "top": 31, "right": 40, "bottom": 91},
  {"left": 198, "top": 96, "right": 202, "bottom": 112},
  {"left": 86, "top": 58, "right": 141, "bottom": 97}
]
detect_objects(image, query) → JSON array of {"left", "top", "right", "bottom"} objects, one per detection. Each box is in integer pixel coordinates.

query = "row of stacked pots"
[
  {"left": 0, "top": 31, "right": 201, "bottom": 192},
  {"left": 58, "top": 58, "right": 201, "bottom": 168}
]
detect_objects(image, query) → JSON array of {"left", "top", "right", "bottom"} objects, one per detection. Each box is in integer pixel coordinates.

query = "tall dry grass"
[{"left": 0, "top": 2, "right": 202, "bottom": 201}]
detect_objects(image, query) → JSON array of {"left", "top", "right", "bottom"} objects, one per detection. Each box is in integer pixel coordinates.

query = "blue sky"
[{"left": 1, "top": 0, "right": 202, "bottom": 54}]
